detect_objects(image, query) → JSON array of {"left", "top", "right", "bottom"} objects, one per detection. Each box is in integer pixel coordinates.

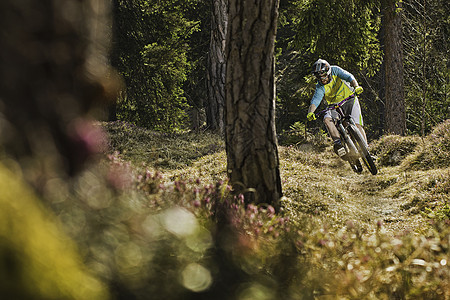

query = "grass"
[
  {"left": 103, "top": 120, "right": 224, "bottom": 169},
  {"left": 53, "top": 120, "right": 449, "bottom": 299}
]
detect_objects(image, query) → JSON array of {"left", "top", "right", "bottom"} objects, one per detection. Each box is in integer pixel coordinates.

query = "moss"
[{"left": 103, "top": 121, "right": 225, "bottom": 169}]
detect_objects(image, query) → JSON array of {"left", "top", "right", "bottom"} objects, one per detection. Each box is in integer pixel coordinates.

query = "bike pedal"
[{"left": 337, "top": 148, "right": 347, "bottom": 157}]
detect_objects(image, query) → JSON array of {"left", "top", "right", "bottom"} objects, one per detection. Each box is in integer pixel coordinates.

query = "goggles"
[{"left": 315, "top": 71, "right": 329, "bottom": 80}]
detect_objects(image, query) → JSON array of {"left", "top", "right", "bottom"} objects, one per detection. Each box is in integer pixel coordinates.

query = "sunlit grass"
[{"left": 80, "top": 120, "right": 450, "bottom": 299}]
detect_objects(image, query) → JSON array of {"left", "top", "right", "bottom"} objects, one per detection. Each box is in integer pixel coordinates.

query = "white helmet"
[{"left": 312, "top": 59, "right": 331, "bottom": 80}]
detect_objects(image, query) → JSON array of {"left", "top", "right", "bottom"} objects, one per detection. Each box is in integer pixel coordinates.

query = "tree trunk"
[
  {"left": 0, "top": 0, "right": 116, "bottom": 181},
  {"left": 206, "top": 0, "right": 228, "bottom": 133},
  {"left": 225, "top": 0, "right": 282, "bottom": 210},
  {"left": 383, "top": 0, "right": 406, "bottom": 135}
]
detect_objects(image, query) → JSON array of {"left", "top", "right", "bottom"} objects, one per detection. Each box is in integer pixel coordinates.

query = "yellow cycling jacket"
[{"left": 310, "top": 65, "right": 356, "bottom": 107}]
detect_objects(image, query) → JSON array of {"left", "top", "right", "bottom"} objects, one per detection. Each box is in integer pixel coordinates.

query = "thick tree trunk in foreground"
[
  {"left": 206, "top": 0, "right": 228, "bottom": 133},
  {"left": 383, "top": 0, "right": 406, "bottom": 135},
  {"left": 0, "top": 0, "right": 117, "bottom": 182},
  {"left": 225, "top": 0, "right": 282, "bottom": 209}
]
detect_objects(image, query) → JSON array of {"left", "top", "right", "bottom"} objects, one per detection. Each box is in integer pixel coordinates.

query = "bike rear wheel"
[{"left": 348, "top": 124, "right": 378, "bottom": 175}]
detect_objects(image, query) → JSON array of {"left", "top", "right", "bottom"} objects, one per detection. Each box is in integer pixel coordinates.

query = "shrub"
[
  {"left": 402, "top": 119, "right": 450, "bottom": 170},
  {"left": 370, "top": 135, "right": 420, "bottom": 167}
]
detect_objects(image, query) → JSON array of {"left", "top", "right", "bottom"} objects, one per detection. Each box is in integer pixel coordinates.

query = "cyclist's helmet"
[{"left": 312, "top": 59, "right": 331, "bottom": 82}]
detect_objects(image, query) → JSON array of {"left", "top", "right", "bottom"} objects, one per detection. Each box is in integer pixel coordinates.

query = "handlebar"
[{"left": 315, "top": 93, "right": 356, "bottom": 118}]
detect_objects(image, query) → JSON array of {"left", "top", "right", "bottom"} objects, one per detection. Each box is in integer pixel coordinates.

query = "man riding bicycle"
[{"left": 307, "top": 59, "right": 367, "bottom": 159}]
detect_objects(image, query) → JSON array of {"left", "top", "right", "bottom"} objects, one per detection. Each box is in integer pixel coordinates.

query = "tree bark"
[
  {"left": 383, "top": 0, "right": 406, "bottom": 135},
  {"left": 0, "top": 0, "right": 116, "bottom": 181},
  {"left": 206, "top": 0, "right": 228, "bottom": 133},
  {"left": 225, "top": 0, "right": 282, "bottom": 209}
]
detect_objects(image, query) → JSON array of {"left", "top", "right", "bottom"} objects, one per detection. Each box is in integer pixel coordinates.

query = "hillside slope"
[
  {"left": 279, "top": 145, "right": 447, "bottom": 234},
  {"left": 105, "top": 119, "right": 449, "bottom": 234},
  {"left": 101, "top": 120, "right": 449, "bottom": 299}
]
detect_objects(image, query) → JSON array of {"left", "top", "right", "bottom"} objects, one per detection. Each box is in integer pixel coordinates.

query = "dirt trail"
[
  {"left": 281, "top": 147, "right": 429, "bottom": 235},
  {"left": 326, "top": 162, "right": 426, "bottom": 235},
  {"left": 338, "top": 170, "right": 427, "bottom": 234}
]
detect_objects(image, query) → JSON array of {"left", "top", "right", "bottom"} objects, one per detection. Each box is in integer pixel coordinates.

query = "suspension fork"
[
  {"left": 337, "top": 120, "right": 358, "bottom": 156},
  {"left": 347, "top": 117, "right": 369, "bottom": 148}
]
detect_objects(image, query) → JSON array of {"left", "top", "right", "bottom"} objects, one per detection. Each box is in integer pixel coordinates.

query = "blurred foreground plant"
[{"left": 60, "top": 152, "right": 448, "bottom": 299}]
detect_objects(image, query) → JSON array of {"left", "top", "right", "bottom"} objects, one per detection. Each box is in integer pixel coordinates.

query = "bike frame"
[
  {"left": 316, "top": 94, "right": 358, "bottom": 154},
  {"left": 315, "top": 93, "right": 377, "bottom": 175}
]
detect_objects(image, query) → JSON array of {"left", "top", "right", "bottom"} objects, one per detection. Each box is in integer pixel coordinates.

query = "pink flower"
[{"left": 69, "top": 119, "right": 107, "bottom": 158}]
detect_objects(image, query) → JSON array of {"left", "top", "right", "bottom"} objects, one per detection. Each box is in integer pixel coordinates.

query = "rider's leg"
[
  {"left": 324, "top": 117, "right": 340, "bottom": 141},
  {"left": 324, "top": 117, "right": 346, "bottom": 158},
  {"left": 356, "top": 123, "right": 368, "bottom": 146},
  {"left": 350, "top": 97, "right": 368, "bottom": 147}
]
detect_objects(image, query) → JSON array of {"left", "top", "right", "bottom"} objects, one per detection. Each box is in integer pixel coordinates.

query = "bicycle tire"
[
  {"left": 347, "top": 124, "right": 378, "bottom": 175},
  {"left": 338, "top": 124, "right": 358, "bottom": 158},
  {"left": 338, "top": 125, "right": 364, "bottom": 174}
]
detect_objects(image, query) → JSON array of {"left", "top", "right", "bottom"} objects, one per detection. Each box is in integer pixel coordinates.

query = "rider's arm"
[
  {"left": 333, "top": 66, "right": 361, "bottom": 91},
  {"left": 308, "top": 103, "right": 317, "bottom": 114},
  {"left": 333, "top": 66, "right": 356, "bottom": 83},
  {"left": 310, "top": 84, "right": 325, "bottom": 110},
  {"left": 307, "top": 85, "right": 323, "bottom": 121}
]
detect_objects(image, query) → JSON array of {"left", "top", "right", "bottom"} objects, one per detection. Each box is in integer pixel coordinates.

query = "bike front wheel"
[{"left": 347, "top": 124, "right": 378, "bottom": 175}]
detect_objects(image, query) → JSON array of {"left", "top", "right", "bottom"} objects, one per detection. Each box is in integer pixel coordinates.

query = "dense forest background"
[{"left": 110, "top": 0, "right": 448, "bottom": 138}]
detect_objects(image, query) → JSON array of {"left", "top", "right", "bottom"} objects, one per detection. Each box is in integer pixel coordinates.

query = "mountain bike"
[{"left": 315, "top": 94, "right": 378, "bottom": 175}]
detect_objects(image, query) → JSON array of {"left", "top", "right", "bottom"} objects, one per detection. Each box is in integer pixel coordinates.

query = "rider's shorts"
[{"left": 324, "top": 96, "right": 364, "bottom": 126}]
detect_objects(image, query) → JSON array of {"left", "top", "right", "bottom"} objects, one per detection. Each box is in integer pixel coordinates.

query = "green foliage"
[
  {"left": 112, "top": 0, "right": 204, "bottom": 131},
  {"left": 278, "top": 121, "right": 308, "bottom": 145},
  {"left": 181, "top": 0, "right": 211, "bottom": 121},
  {"left": 278, "top": 121, "right": 329, "bottom": 151},
  {"left": 402, "top": 0, "right": 450, "bottom": 135},
  {"left": 289, "top": 0, "right": 382, "bottom": 74}
]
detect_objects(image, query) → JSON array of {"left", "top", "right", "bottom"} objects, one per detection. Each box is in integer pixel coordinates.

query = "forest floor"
[
  {"left": 173, "top": 140, "right": 449, "bottom": 238},
  {"left": 278, "top": 145, "right": 430, "bottom": 235},
  {"left": 104, "top": 120, "right": 448, "bottom": 236},
  {"left": 96, "top": 121, "right": 450, "bottom": 299},
  {"left": 325, "top": 168, "right": 427, "bottom": 235},
  {"left": 157, "top": 143, "right": 438, "bottom": 236}
]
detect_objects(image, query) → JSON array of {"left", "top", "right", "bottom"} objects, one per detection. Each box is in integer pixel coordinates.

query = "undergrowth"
[
  {"left": 103, "top": 120, "right": 224, "bottom": 169},
  {"left": 370, "top": 135, "right": 421, "bottom": 167},
  {"left": 52, "top": 120, "right": 449, "bottom": 299},
  {"left": 401, "top": 119, "right": 450, "bottom": 170}
]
